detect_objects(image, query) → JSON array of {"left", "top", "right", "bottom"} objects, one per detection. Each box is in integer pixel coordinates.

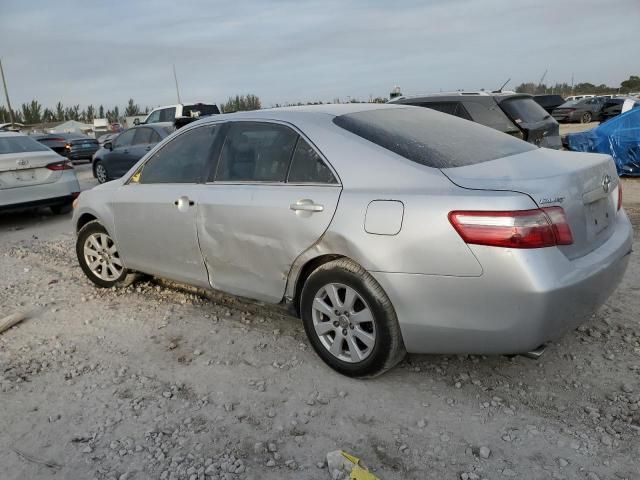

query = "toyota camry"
[{"left": 72, "top": 104, "right": 633, "bottom": 377}]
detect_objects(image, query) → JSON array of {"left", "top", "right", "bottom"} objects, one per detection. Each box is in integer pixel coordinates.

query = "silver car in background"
[
  {"left": 0, "top": 132, "right": 80, "bottom": 214},
  {"left": 72, "top": 104, "right": 633, "bottom": 377}
]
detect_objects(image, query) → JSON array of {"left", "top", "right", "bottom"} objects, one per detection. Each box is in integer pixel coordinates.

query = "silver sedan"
[
  {"left": 1, "top": 131, "right": 80, "bottom": 213},
  {"left": 72, "top": 104, "right": 633, "bottom": 377}
]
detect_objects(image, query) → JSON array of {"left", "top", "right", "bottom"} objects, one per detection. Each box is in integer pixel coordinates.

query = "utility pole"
[
  {"left": 571, "top": 72, "right": 574, "bottom": 96},
  {"left": 172, "top": 64, "right": 182, "bottom": 104},
  {"left": 0, "top": 58, "right": 16, "bottom": 126}
]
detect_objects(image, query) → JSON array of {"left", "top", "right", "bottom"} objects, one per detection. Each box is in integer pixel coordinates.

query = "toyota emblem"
[
  {"left": 17, "top": 158, "right": 29, "bottom": 167},
  {"left": 601, "top": 174, "right": 612, "bottom": 193}
]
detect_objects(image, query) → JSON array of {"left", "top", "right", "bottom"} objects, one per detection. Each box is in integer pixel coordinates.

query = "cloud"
[{"left": 0, "top": 0, "right": 638, "bottom": 109}]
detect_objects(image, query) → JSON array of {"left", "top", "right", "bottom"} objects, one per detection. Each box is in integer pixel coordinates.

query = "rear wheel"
[
  {"left": 76, "top": 221, "right": 136, "bottom": 288},
  {"left": 581, "top": 112, "right": 592, "bottom": 123},
  {"left": 94, "top": 161, "right": 109, "bottom": 184},
  {"left": 300, "top": 258, "right": 406, "bottom": 377}
]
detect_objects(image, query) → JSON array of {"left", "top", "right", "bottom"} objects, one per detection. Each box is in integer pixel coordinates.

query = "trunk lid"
[
  {"left": 0, "top": 151, "right": 65, "bottom": 189},
  {"left": 441, "top": 148, "right": 619, "bottom": 259}
]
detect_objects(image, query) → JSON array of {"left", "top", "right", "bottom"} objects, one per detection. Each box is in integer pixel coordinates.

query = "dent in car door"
[
  {"left": 198, "top": 184, "right": 341, "bottom": 302},
  {"left": 196, "top": 122, "right": 341, "bottom": 303}
]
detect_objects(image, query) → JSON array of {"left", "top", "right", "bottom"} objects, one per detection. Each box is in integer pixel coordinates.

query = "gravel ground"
[{"left": 0, "top": 164, "right": 639, "bottom": 480}]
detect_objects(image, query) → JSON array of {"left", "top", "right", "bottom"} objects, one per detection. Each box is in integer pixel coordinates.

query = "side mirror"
[
  {"left": 133, "top": 118, "right": 140, "bottom": 126},
  {"left": 104, "top": 141, "right": 113, "bottom": 151}
]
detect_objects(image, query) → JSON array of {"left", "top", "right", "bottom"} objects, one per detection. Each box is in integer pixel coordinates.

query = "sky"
[{"left": 0, "top": 0, "right": 638, "bottom": 110}]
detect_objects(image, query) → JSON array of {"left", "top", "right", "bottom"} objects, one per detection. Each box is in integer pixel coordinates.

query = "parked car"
[
  {"left": 72, "top": 104, "right": 632, "bottom": 377},
  {"left": 533, "top": 94, "right": 565, "bottom": 114},
  {"left": 564, "top": 107, "right": 640, "bottom": 176},
  {"left": 36, "top": 133, "right": 99, "bottom": 161},
  {"left": 92, "top": 123, "right": 174, "bottom": 183},
  {"left": 389, "top": 92, "right": 561, "bottom": 149},
  {"left": 599, "top": 97, "right": 640, "bottom": 123},
  {"left": 565, "top": 95, "right": 596, "bottom": 102},
  {"left": 552, "top": 97, "right": 607, "bottom": 123},
  {"left": 0, "top": 131, "right": 80, "bottom": 213},
  {"left": 139, "top": 103, "right": 220, "bottom": 125}
]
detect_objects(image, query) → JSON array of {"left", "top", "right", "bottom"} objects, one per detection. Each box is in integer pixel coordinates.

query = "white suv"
[{"left": 139, "top": 103, "right": 220, "bottom": 125}]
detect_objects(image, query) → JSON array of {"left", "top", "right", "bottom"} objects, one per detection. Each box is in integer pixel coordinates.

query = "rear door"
[{"left": 197, "top": 121, "right": 341, "bottom": 302}]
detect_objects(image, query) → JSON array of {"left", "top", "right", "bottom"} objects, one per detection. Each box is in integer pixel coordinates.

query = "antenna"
[
  {"left": 172, "top": 64, "right": 182, "bottom": 104},
  {"left": 493, "top": 78, "right": 511, "bottom": 93},
  {"left": 0, "top": 58, "right": 16, "bottom": 126}
]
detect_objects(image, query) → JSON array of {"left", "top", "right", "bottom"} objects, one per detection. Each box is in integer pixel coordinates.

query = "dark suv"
[{"left": 389, "top": 92, "right": 561, "bottom": 149}]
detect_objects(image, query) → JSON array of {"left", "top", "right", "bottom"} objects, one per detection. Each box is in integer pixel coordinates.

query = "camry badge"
[{"left": 602, "top": 174, "right": 611, "bottom": 193}]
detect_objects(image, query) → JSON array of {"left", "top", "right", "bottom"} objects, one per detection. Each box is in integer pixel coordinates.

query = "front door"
[
  {"left": 197, "top": 121, "right": 341, "bottom": 303},
  {"left": 107, "top": 128, "right": 136, "bottom": 177},
  {"left": 111, "top": 124, "right": 220, "bottom": 287}
]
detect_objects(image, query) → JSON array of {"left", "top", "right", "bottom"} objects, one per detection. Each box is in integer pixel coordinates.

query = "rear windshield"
[
  {"left": 500, "top": 98, "right": 550, "bottom": 123},
  {"left": 333, "top": 107, "right": 535, "bottom": 169},
  {"left": 0, "top": 135, "right": 50, "bottom": 154},
  {"left": 183, "top": 104, "right": 220, "bottom": 117}
]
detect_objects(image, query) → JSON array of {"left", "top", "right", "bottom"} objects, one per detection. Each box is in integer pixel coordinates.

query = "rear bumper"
[
  {"left": 66, "top": 148, "right": 98, "bottom": 160},
  {"left": 372, "top": 211, "right": 633, "bottom": 354},
  {"left": 0, "top": 171, "right": 80, "bottom": 210}
]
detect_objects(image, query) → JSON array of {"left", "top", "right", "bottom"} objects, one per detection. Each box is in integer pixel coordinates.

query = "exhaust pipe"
[{"left": 522, "top": 344, "right": 546, "bottom": 360}]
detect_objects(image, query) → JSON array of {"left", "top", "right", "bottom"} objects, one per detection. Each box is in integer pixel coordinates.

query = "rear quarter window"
[
  {"left": 332, "top": 107, "right": 535, "bottom": 169},
  {"left": 500, "top": 97, "right": 550, "bottom": 124}
]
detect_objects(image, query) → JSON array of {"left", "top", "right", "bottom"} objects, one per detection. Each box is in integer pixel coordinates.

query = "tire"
[
  {"left": 76, "top": 221, "right": 137, "bottom": 288},
  {"left": 51, "top": 202, "right": 73, "bottom": 215},
  {"left": 581, "top": 112, "right": 592, "bottom": 124},
  {"left": 300, "top": 258, "right": 406, "bottom": 377},
  {"left": 94, "top": 161, "right": 109, "bottom": 184}
]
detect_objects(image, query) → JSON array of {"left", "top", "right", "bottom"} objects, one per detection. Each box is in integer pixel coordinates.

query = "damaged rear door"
[{"left": 197, "top": 120, "right": 341, "bottom": 303}]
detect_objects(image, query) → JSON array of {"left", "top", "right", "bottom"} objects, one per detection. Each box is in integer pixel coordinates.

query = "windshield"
[
  {"left": 0, "top": 135, "right": 51, "bottom": 154},
  {"left": 333, "top": 107, "right": 535, "bottom": 169},
  {"left": 500, "top": 97, "right": 550, "bottom": 123}
]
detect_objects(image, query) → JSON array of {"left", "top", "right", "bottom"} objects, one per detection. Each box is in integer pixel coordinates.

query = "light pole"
[{"left": 0, "top": 58, "right": 16, "bottom": 126}]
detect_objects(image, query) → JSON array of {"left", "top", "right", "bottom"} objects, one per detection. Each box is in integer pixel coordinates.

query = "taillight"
[
  {"left": 46, "top": 160, "right": 74, "bottom": 171},
  {"left": 617, "top": 182, "right": 623, "bottom": 211},
  {"left": 65, "top": 143, "right": 72, "bottom": 149},
  {"left": 448, "top": 207, "right": 573, "bottom": 249}
]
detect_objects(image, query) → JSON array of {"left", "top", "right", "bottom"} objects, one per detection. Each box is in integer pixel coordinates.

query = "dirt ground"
[{"left": 1, "top": 163, "right": 639, "bottom": 480}]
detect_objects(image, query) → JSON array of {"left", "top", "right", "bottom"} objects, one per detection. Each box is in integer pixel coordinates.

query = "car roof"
[{"left": 389, "top": 92, "right": 532, "bottom": 104}]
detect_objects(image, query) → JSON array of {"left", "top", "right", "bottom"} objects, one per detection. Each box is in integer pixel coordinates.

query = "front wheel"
[
  {"left": 76, "top": 221, "right": 136, "bottom": 288},
  {"left": 300, "top": 258, "right": 406, "bottom": 377},
  {"left": 94, "top": 161, "right": 109, "bottom": 184},
  {"left": 581, "top": 112, "right": 592, "bottom": 124}
]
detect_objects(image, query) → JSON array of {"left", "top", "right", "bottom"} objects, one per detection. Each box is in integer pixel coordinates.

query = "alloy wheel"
[
  {"left": 95, "top": 163, "right": 107, "bottom": 183},
  {"left": 83, "top": 232, "right": 123, "bottom": 281},
  {"left": 311, "top": 283, "right": 376, "bottom": 363}
]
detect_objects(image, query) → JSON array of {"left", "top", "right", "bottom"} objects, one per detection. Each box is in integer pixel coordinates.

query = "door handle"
[
  {"left": 174, "top": 196, "right": 195, "bottom": 212},
  {"left": 123, "top": 149, "right": 129, "bottom": 154},
  {"left": 145, "top": 146, "right": 152, "bottom": 151},
  {"left": 290, "top": 199, "right": 324, "bottom": 212}
]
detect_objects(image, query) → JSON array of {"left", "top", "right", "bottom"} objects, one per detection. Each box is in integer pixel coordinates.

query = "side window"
[
  {"left": 215, "top": 123, "right": 298, "bottom": 182},
  {"left": 113, "top": 129, "right": 135, "bottom": 149},
  {"left": 287, "top": 138, "right": 337, "bottom": 184},
  {"left": 420, "top": 102, "right": 458, "bottom": 116},
  {"left": 463, "top": 101, "right": 517, "bottom": 133},
  {"left": 159, "top": 107, "right": 176, "bottom": 122},
  {"left": 132, "top": 128, "right": 153, "bottom": 145},
  {"left": 138, "top": 125, "right": 218, "bottom": 184},
  {"left": 145, "top": 110, "right": 161, "bottom": 124}
]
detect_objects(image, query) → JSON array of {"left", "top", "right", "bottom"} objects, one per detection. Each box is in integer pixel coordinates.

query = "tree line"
[
  {"left": 0, "top": 98, "right": 148, "bottom": 125},
  {"left": 514, "top": 75, "right": 640, "bottom": 97}
]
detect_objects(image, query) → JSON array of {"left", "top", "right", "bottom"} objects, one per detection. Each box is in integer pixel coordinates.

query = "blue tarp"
[{"left": 566, "top": 107, "right": 640, "bottom": 176}]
